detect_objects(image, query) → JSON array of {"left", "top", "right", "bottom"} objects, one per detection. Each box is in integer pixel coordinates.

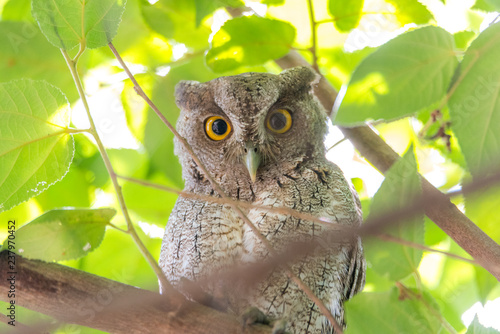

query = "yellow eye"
[
  {"left": 205, "top": 116, "right": 231, "bottom": 141},
  {"left": 266, "top": 109, "right": 292, "bottom": 134}
]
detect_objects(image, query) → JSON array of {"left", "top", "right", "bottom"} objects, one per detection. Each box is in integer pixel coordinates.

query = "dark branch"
[{"left": 0, "top": 251, "right": 271, "bottom": 334}]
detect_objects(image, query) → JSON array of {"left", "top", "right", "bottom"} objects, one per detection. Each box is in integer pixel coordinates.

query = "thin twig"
[
  {"left": 378, "top": 234, "right": 476, "bottom": 264},
  {"left": 116, "top": 174, "right": 341, "bottom": 228},
  {"left": 327, "top": 137, "right": 347, "bottom": 152},
  {"left": 446, "top": 168, "right": 500, "bottom": 198},
  {"left": 116, "top": 173, "right": 488, "bottom": 265},
  {"left": 108, "top": 222, "right": 128, "bottom": 233},
  {"left": 109, "top": 42, "right": 344, "bottom": 333},
  {"left": 489, "top": 13, "right": 500, "bottom": 26},
  {"left": 315, "top": 18, "right": 334, "bottom": 25},
  {"left": 60, "top": 48, "right": 176, "bottom": 297},
  {"left": 307, "top": 0, "right": 319, "bottom": 72}
]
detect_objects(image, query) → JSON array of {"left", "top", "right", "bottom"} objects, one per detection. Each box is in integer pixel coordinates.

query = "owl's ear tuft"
[
  {"left": 279, "top": 66, "right": 320, "bottom": 93},
  {"left": 175, "top": 80, "right": 204, "bottom": 110}
]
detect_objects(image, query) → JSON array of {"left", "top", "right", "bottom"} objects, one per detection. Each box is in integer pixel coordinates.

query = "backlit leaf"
[
  {"left": 449, "top": 22, "right": 500, "bottom": 177},
  {"left": 0, "top": 21, "right": 83, "bottom": 102},
  {"left": 472, "top": 0, "right": 500, "bottom": 12},
  {"left": 328, "top": 0, "right": 364, "bottom": 32},
  {"left": 206, "top": 16, "right": 295, "bottom": 72},
  {"left": 466, "top": 316, "right": 500, "bottom": 333},
  {"left": 2, "top": 208, "right": 115, "bottom": 261},
  {"left": 334, "top": 26, "right": 457, "bottom": 126},
  {"left": 385, "top": 0, "right": 433, "bottom": 25},
  {"left": 193, "top": 0, "right": 244, "bottom": 27},
  {"left": 2, "top": 0, "right": 32, "bottom": 21},
  {"left": 364, "top": 147, "right": 424, "bottom": 281},
  {"left": 0, "top": 80, "right": 73, "bottom": 213},
  {"left": 454, "top": 31, "right": 477, "bottom": 50},
  {"left": 32, "top": 0, "right": 127, "bottom": 49},
  {"left": 345, "top": 287, "right": 442, "bottom": 333},
  {"left": 140, "top": 0, "right": 211, "bottom": 50}
]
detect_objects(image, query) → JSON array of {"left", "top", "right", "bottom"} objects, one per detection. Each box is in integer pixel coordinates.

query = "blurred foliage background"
[{"left": 0, "top": 0, "right": 500, "bottom": 333}]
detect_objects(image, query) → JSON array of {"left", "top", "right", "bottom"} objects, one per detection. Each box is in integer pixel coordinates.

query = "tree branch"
[
  {"left": 276, "top": 50, "right": 500, "bottom": 281},
  {"left": 0, "top": 251, "right": 271, "bottom": 334}
]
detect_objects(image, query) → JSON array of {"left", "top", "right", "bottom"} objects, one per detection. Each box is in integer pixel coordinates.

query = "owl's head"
[{"left": 174, "top": 66, "right": 328, "bottom": 190}]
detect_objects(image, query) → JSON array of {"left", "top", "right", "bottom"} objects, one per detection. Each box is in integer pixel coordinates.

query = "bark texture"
[{"left": 0, "top": 251, "right": 271, "bottom": 334}]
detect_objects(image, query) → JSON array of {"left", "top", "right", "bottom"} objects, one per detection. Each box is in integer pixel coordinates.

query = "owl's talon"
[
  {"left": 270, "top": 318, "right": 289, "bottom": 334},
  {"left": 240, "top": 306, "right": 271, "bottom": 328}
]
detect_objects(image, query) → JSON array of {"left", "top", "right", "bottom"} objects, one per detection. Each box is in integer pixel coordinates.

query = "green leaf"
[
  {"left": 206, "top": 16, "right": 296, "bottom": 72},
  {"left": 430, "top": 245, "right": 479, "bottom": 331},
  {"left": 474, "top": 266, "right": 498, "bottom": 304},
  {"left": 106, "top": 0, "right": 173, "bottom": 68},
  {"left": 140, "top": 0, "right": 211, "bottom": 50},
  {"left": 466, "top": 316, "right": 500, "bottom": 334},
  {"left": 261, "top": 0, "right": 285, "bottom": 5},
  {"left": 108, "top": 148, "right": 149, "bottom": 178},
  {"left": 454, "top": 31, "right": 477, "bottom": 50},
  {"left": 364, "top": 147, "right": 424, "bottom": 281},
  {"left": 385, "top": 0, "right": 433, "bottom": 25},
  {"left": 0, "top": 21, "right": 83, "bottom": 102},
  {"left": 321, "top": 46, "right": 375, "bottom": 91},
  {"left": 73, "top": 135, "right": 109, "bottom": 189},
  {"left": 2, "top": 208, "right": 115, "bottom": 261},
  {"left": 194, "top": 0, "right": 244, "bottom": 27},
  {"left": 2, "top": 0, "right": 32, "bottom": 21},
  {"left": 328, "top": 0, "right": 364, "bottom": 33},
  {"left": 345, "top": 287, "right": 442, "bottom": 334},
  {"left": 449, "top": 22, "right": 500, "bottom": 177},
  {"left": 472, "top": 0, "right": 500, "bottom": 12},
  {"left": 35, "top": 166, "right": 92, "bottom": 211},
  {"left": 67, "top": 227, "right": 161, "bottom": 289},
  {"left": 334, "top": 26, "right": 457, "bottom": 126},
  {"left": 122, "top": 173, "right": 178, "bottom": 224},
  {"left": 0, "top": 80, "right": 74, "bottom": 213},
  {"left": 31, "top": 0, "right": 127, "bottom": 49}
]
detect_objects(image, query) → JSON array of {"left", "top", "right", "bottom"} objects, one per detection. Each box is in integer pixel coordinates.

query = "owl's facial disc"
[{"left": 244, "top": 142, "right": 261, "bottom": 182}]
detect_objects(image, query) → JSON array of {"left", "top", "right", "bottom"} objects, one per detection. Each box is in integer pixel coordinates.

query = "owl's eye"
[
  {"left": 267, "top": 109, "right": 292, "bottom": 134},
  {"left": 205, "top": 116, "right": 231, "bottom": 141}
]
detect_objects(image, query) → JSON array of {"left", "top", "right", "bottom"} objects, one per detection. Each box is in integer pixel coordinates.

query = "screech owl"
[{"left": 159, "top": 66, "right": 366, "bottom": 333}]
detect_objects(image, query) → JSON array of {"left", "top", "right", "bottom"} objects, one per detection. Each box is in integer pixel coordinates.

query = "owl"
[{"left": 159, "top": 66, "right": 366, "bottom": 333}]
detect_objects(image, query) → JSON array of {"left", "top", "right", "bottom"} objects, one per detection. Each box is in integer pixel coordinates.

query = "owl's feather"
[{"left": 159, "top": 67, "right": 365, "bottom": 333}]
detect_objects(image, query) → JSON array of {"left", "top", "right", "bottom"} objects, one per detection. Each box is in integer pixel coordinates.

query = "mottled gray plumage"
[{"left": 159, "top": 67, "right": 365, "bottom": 333}]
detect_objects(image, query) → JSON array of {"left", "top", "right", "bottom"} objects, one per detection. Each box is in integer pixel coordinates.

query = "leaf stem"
[
  {"left": 108, "top": 222, "right": 128, "bottom": 233},
  {"left": 66, "top": 128, "right": 91, "bottom": 134},
  {"left": 60, "top": 48, "right": 176, "bottom": 295},
  {"left": 327, "top": 137, "right": 347, "bottom": 152},
  {"left": 117, "top": 174, "right": 481, "bottom": 266},
  {"left": 378, "top": 234, "right": 476, "bottom": 264},
  {"left": 73, "top": 39, "right": 86, "bottom": 64},
  {"left": 307, "top": 0, "right": 319, "bottom": 72}
]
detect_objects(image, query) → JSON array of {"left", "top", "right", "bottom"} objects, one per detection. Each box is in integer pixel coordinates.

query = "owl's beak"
[{"left": 244, "top": 143, "right": 261, "bottom": 183}]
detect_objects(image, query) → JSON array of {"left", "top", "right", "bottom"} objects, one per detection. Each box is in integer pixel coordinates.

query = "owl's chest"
[
  {"left": 243, "top": 164, "right": 357, "bottom": 256},
  {"left": 160, "top": 199, "right": 243, "bottom": 282}
]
